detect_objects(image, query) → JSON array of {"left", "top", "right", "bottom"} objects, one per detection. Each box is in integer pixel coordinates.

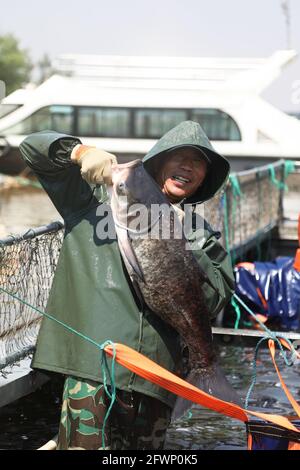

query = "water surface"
[{"left": 0, "top": 344, "right": 298, "bottom": 450}]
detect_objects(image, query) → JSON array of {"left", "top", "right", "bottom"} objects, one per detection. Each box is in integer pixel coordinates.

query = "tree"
[{"left": 0, "top": 34, "right": 32, "bottom": 95}]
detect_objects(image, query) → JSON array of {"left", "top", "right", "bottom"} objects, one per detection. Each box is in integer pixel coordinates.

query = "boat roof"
[
  {"left": 53, "top": 50, "right": 297, "bottom": 95},
  {"left": 2, "top": 50, "right": 297, "bottom": 110},
  {"left": 1, "top": 87, "right": 36, "bottom": 105}
]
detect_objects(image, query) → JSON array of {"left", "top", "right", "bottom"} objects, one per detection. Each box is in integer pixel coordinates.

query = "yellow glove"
[{"left": 71, "top": 144, "right": 117, "bottom": 185}]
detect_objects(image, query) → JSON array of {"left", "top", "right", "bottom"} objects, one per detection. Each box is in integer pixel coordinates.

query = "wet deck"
[{"left": 0, "top": 357, "right": 48, "bottom": 408}]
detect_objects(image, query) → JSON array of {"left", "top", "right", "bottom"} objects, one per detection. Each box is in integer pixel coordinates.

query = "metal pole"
[
  {"left": 281, "top": 0, "right": 291, "bottom": 49},
  {"left": 0, "top": 221, "right": 64, "bottom": 246}
]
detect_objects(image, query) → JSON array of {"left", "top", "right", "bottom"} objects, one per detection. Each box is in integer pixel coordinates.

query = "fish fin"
[
  {"left": 171, "top": 364, "right": 242, "bottom": 422},
  {"left": 116, "top": 226, "right": 145, "bottom": 283}
]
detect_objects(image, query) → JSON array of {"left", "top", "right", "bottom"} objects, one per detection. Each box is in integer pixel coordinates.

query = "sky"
[{"left": 1, "top": 0, "right": 300, "bottom": 112}]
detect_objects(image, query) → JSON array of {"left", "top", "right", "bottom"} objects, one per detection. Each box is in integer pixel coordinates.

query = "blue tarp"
[
  {"left": 247, "top": 419, "right": 300, "bottom": 450},
  {"left": 234, "top": 257, "right": 300, "bottom": 330}
]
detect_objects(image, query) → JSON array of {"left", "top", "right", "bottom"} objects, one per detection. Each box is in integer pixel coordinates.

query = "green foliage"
[{"left": 0, "top": 34, "right": 32, "bottom": 95}]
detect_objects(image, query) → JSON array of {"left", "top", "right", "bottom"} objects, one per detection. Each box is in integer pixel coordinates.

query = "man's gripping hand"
[{"left": 71, "top": 144, "right": 117, "bottom": 185}]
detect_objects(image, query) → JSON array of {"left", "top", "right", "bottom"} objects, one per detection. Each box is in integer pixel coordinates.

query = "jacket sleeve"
[
  {"left": 193, "top": 234, "right": 235, "bottom": 319},
  {"left": 19, "top": 130, "right": 97, "bottom": 221}
]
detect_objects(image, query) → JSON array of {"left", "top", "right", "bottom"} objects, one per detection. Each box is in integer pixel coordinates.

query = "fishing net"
[
  {"left": 200, "top": 160, "right": 292, "bottom": 260},
  {"left": 0, "top": 223, "right": 63, "bottom": 370}
]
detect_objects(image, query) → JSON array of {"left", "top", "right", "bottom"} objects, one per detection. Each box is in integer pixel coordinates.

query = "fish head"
[
  {"left": 112, "top": 159, "right": 166, "bottom": 204},
  {"left": 111, "top": 160, "right": 139, "bottom": 202},
  {"left": 111, "top": 160, "right": 168, "bottom": 231}
]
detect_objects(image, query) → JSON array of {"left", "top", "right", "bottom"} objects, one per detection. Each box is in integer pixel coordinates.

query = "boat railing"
[
  {"left": 203, "top": 159, "right": 299, "bottom": 261},
  {"left": 0, "top": 160, "right": 299, "bottom": 368}
]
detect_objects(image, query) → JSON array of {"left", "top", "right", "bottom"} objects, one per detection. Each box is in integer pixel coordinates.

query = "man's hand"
[{"left": 71, "top": 144, "right": 117, "bottom": 185}]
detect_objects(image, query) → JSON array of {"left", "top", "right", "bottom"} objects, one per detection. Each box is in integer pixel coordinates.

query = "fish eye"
[{"left": 117, "top": 181, "right": 126, "bottom": 192}]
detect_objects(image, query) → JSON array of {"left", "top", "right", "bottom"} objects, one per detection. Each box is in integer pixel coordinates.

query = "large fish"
[{"left": 110, "top": 160, "right": 241, "bottom": 420}]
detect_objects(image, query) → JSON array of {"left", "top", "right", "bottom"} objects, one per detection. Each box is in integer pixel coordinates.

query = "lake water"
[
  {"left": 0, "top": 187, "right": 61, "bottom": 238},
  {"left": 0, "top": 343, "right": 299, "bottom": 450}
]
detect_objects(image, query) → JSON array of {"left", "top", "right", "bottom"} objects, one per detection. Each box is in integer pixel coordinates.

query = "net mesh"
[
  {"left": 201, "top": 161, "right": 286, "bottom": 256},
  {"left": 0, "top": 224, "right": 63, "bottom": 369},
  {"left": 0, "top": 160, "right": 297, "bottom": 368}
]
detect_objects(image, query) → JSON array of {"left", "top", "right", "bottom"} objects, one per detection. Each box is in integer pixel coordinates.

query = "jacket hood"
[{"left": 142, "top": 120, "right": 230, "bottom": 204}]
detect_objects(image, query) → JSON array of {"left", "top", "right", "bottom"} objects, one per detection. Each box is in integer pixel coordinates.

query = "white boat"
[{"left": 0, "top": 50, "right": 300, "bottom": 174}]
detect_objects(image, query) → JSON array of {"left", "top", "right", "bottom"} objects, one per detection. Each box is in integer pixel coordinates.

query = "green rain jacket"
[{"left": 19, "top": 120, "right": 234, "bottom": 408}]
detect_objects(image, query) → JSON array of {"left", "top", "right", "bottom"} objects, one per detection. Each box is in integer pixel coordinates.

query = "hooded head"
[{"left": 142, "top": 120, "right": 230, "bottom": 205}]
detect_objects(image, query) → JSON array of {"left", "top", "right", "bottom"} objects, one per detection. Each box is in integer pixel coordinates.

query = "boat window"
[
  {"left": 191, "top": 109, "right": 241, "bottom": 141},
  {"left": 0, "top": 103, "right": 21, "bottom": 119},
  {"left": 77, "top": 108, "right": 130, "bottom": 137},
  {"left": 1, "top": 105, "right": 74, "bottom": 135},
  {"left": 134, "top": 109, "right": 187, "bottom": 138}
]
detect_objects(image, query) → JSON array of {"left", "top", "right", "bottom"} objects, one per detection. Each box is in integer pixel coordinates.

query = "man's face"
[{"left": 155, "top": 148, "right": 208, "bottom": 203}]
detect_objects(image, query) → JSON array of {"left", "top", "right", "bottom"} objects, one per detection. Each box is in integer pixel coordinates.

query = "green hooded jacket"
[{"left": 19, "top": 120, "right": 234, "bottom": 408}]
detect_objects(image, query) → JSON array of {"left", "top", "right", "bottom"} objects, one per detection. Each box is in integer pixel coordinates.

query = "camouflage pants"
[{"left": 57, "top": 376, "right": 171, "bottom": 450}]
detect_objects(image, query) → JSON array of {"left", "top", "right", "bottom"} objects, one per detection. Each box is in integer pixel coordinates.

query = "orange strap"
[
  {"left": 268, "top": 339, "right": 300, "bottom": 418},
  {"left": 104, "top": 342, "right": 300, "bottom": 433},
  {"left": 256, "top": 287, "right": 268, "bottom": 311},
  {"left": 288, "top": 442, "right": 300, "bottom": 450},
  {"left": 294, "top": 214, "right": 300, "bottom": 271},
  {"left": 294, "top": 250, "right": 300, "bottom": 271},
  {"left": 247, "top": 433, "right": 253, "bottom": 450},
  {"left": 235, "top": 262, "right": 255, "bottom": 271},
  {"left": 279, "top": 337, "right": 300, "bottom": 360}
]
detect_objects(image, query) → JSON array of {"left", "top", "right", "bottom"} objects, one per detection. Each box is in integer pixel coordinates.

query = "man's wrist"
[{"left": 71, "top": 144, "right": 95, "bottom": 164}]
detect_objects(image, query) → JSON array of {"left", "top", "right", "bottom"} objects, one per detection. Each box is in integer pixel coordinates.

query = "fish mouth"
[{"left": 171, "top": 175, "right": 191, "bottom": 183}]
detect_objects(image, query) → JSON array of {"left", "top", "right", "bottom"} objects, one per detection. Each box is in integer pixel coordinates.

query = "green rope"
[
  {"left": 256, "top": 172, "right": 263, "bottom": 260},
  {"left": 228, "top": 175, "right": 243, "bottom": 266},
  {"left": 229, "top": 174, "right": 242, "bottom": 198},
  {"left": 244, "top": 335, "right": 295, "bottom": 410},
  {"left": 234, "top": 293, "right": 275, "bottom": 336},
  {"left": 100, "top": 340, "right": 117, "bottom": 448},
  {"left": 245, "top": 336, "right": 266, "bottom": 409},
  {"left": 222, "top": 191, "right": 231, "bottom": 254},
  {"left": 234, "top": 293, "right": 297, "bottom": 360},
  {"left": 268, "top": 164, "right": 287, "bottom": 191},
  {"left": 222, "top": 189, "right": 242, "bottom": 327},
  {"left": 222, "top": 192, "right": 239, "bottom": 326},
  {"left": 233, "top": 292, "right": 298, "bottom": 409},
  {"left": 231, "top": 296, "right": 241, "bottom": 329},
  {"left": 0, "top": 286, "right": 116, "bottom": 449},
  {"left": 284, "top": 160, "right": 296, "bottom": 179},
  {"left": 14, "top": 177, "right": 42, "bottom": 189}
]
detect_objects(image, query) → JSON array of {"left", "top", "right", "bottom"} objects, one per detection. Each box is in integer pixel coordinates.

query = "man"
[{"left": 20, "top": 120, "right": 234, "bottom": 450}]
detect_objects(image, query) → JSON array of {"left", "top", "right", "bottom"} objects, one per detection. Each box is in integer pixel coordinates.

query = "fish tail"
[{"left": 171, "top": 363, "right": 242, "bottom": 422}]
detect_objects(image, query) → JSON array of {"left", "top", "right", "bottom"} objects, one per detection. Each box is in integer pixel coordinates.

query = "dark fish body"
[
  {"left": 111, "top": 160, "right": 240, "bottom": 420},
  {"left": 130, "top": 232, "right": 215, "bottom": 370}
]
